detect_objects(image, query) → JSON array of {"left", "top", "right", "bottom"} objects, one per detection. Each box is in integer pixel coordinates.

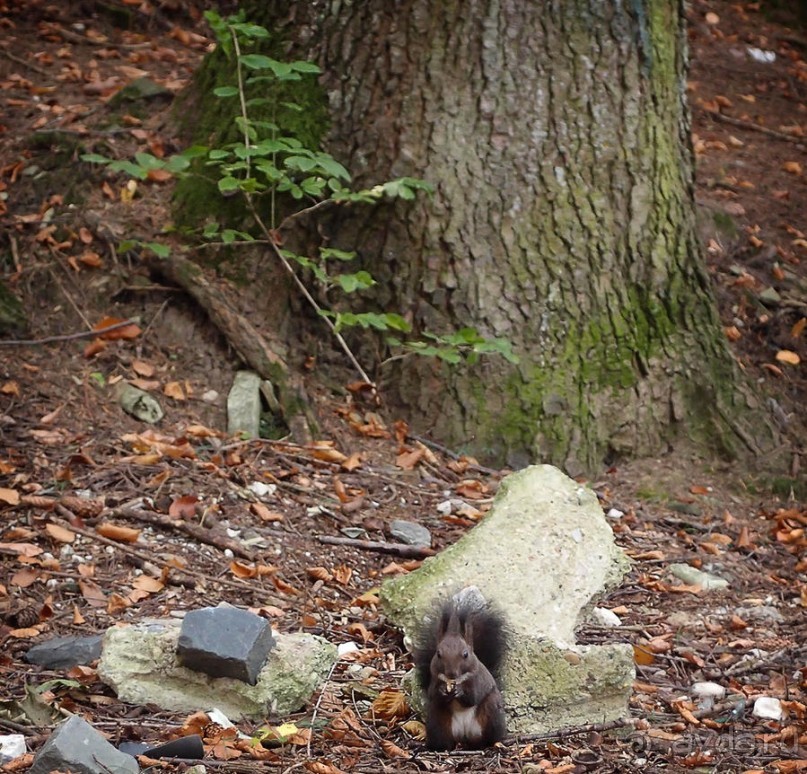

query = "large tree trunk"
[{"left": 217, "top": 0, "right": 775, "bottom": 473}]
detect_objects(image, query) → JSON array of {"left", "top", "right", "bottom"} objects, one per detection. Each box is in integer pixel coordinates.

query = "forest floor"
[{"left": 0, "top": 1, "right": 805, "bottom": 772}]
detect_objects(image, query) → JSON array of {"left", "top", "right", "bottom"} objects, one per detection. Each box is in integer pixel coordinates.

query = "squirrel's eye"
[{"left": 462, "top": 649, "right": 469, "bottom": 658}]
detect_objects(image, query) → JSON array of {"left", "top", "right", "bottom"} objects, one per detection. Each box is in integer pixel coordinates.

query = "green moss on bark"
[{"left": 172, "top": 31, "right": 330, "bottom": 232}]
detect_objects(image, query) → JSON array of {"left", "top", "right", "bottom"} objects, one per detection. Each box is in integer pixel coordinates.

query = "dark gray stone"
[
  {"left": 25, "top": 634, "right": 104, "bottom": 669},
  {"left": 389, "top": 519, "right": 431, "bottom": 548},
  {"left": 177, "top": 607, "right": 275, "bottom": 685},
  {"left": 30, "top": 715, "right": 139, "bottom": 774}
]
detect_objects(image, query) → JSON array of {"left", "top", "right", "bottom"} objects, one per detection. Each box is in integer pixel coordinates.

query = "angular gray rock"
[
  {"left": 381, "top": 464, "right": 634, "bottom": 734},
  {"left": 227, "top": 370, "right": 262, "bottom": 438},
  {"left": 115, "top": 382, "right": 163, "bottom": 424},
  {"left": 177, "top": 606, "right": 276, "bottom": 685},
  {"left": 389, "top": 519, "right": 431, "bottom": 548},
  {"left": 30, "top": 715, "right": 139, "bottom": 774},
  {"left": 99, "top": 619, "right": 337, "bottom": 719},
  {"left": 25, "top": 634, "right": 104, "bottom": 669}
]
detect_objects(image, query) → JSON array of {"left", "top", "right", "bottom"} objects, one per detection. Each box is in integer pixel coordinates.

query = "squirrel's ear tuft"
[
  {"left": 437, "top": 604, "right": 453, "bottom": 637},
  {"left": 461, "top": 613, "right": 474, "bottom": 644}
]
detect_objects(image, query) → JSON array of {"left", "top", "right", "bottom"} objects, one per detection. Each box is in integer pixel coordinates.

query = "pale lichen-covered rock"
[
  {"left": 382, "top": 464, "right": 634, "bottom": 734},
  {"left": 98, "top": 619, "right": 337, "bottom": 720}
]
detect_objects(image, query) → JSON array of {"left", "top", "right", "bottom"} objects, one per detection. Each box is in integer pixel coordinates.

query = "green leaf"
[
  {"left": 221, "top": 229, "right": 254, "bottom": 243},
  {"left": 134, "top": 152, "right": 165, "bottom": 170},
  {"left": 254, "top": 159, "right": 283, "bottom": 181},
  {"left": 284, "top": 155, "right": 317, "bottom": 172},
  {"left": 335, "top": 271, "right": 375, "bottom": 293},
  {"left": 319, "top": 248, "right": 356, "bottom": 262},
  {"left": 213, "top": 85, "right": 239, "bottom": 98},
  {"left": 232, "top": 22, "right": 269, "bottom": 40},
  {"left": 314, "top": 154, "right": 351, "bottom": 181},
  {"left": 143, "top": 242, "right": 170, "bottom": 258},
  {"left": 290, "top": 60, "right": 321, "bottom": 74},
  {"left": 436, "top": 349, "right": 462, "bottom": 364},
  {"left": 239, "top": 53, "right": 275, "bottom": 70},
  {"left": 164, "top": 155, "right": 191, "bottom": 173},
  {"left": 80, "top": 153, "right": 111, "bottom": 165},
  {"left": 379, "top": 313, "right": 411, "bottom": 332},
  {"left": 218, "top": 176, "right": 240, "bottom": 193},
  {"left": 383, "top": 179, "right": 414, "bottom": 200},
  {"left": 300, "top": 177, "right": 326, "bottom": 196},
  {"left": 108, "top": 160, "right": 148, "bottom": 179}
]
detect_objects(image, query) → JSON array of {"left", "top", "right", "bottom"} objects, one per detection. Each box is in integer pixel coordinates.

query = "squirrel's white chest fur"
[{"left": 449, "top": 702, "right": 482, "bottom": 742}]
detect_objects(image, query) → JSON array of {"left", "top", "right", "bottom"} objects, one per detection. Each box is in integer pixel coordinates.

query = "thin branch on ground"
[
  {"left": 703, "top": 107, "right": 807, "bottom": 144},
  {"left": 317, "top": 535, "right": 435, "bottom": 559},
  {"left": 0, "top": 319, "right": 140, "bottom": 346}
]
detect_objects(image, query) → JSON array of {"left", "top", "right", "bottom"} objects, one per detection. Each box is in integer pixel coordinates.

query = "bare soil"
[{"left": 0, "top": 1, "right": 805, "bottom": 773}]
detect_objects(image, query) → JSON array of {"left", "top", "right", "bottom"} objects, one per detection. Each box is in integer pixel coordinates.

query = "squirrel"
[{"left": 413, "top": 596, "right": 507, "bottom": 750}]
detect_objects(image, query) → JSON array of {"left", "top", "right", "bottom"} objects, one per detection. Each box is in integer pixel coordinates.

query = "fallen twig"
[
  {"left": 511, "top": 716, "right": 640, "bottom": 743},
  {"left": 53, "top": 508, "right": 286, "bottom": 600},
  {"left": 0, "top": 319, "right": 139, "bottom": 347},
  {"left": 115, "top": 506, "right": 256, "bottom": 561},
  {"left": 703, "top": 108, "right": 806, "bottom": 144},
  {"left": 317, "top": 535, "right": 435, "bottom": 559},
  {"left": 0, "top": 46, "right": 49, "bottom": 75}
]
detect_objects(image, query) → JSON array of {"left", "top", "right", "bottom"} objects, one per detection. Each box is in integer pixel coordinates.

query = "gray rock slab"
[
  {"left": 25, "top": 634, "right": 104, "bottom": 669},
  {"left": 381, "top": 464, "right": 634, "bottom": 735},
  {"left": 389, "top": 519, "right": 431, "bottom": 548},
  {"left": 669, "top": 563, "right": 729, "bottom": 590},
  {"left": 98, "top": 620, "right": 337, "bottom": 719},
  {"left": 115, "top": 382, "right": 163, "bottom": 424},
  {"left": 227, "top": 370, "right": 262, "bottom": 438},
  {"left": 178, "top": 607, "right": 276, "bottom": 685},
  {"left": 30, "top": 715, "right": 139, "bottom": 774}
]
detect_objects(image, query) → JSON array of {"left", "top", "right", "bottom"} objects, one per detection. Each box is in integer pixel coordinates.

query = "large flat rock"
[
  {"left": 98, "top": 619, "right": 337, "bottom": 720},
  {"left": 382, "top": 464, "right": 634, "bottom": 734}
]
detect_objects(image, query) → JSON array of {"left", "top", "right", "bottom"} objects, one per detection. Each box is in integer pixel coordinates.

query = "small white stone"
[
  {"left": 747, "top": 46, "right": 776, "bottom": 63},
  {"left": 606, "top": 508, "right": 624, "bottom": 519},
  {"left": 206, "top": 708, "right": 235, "bottom": 728},
  {"left": 436, "top": 500, "right": 453, "bottom": 515},
  {"left": 223, "top": 548, "right": 234, "bottom": 559},
  {"left": 248, "top": 481, "right": 276, "bottom": 497},
  {"left": 692, "top": 681, "right": 726, "bottom": 700},
  {"left": 753, "top": 696, "right": 783, "bottom": 720},
  {"left": 592, "top": 607, "right": 622, "bottom": 627},
  {"left": 0, "top": 734, "right": 26, "bottom": 764},
  {"left": 337, "top": 641, "right": 359, "bottom": 657}
]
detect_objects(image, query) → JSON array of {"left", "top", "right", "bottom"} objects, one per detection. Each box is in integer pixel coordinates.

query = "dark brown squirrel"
[{"left": 414, "top": 599, "right": 507, "bottom": 750}]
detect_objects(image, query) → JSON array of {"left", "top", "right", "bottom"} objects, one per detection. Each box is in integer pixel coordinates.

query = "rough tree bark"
[{"left": 194, "top": 0, "right": 775, "bottom": 473}]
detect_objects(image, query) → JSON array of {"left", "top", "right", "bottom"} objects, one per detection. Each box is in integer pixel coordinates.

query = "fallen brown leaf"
[{"left": 96, "top": 523, "right": 141, "bottom": 543}]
